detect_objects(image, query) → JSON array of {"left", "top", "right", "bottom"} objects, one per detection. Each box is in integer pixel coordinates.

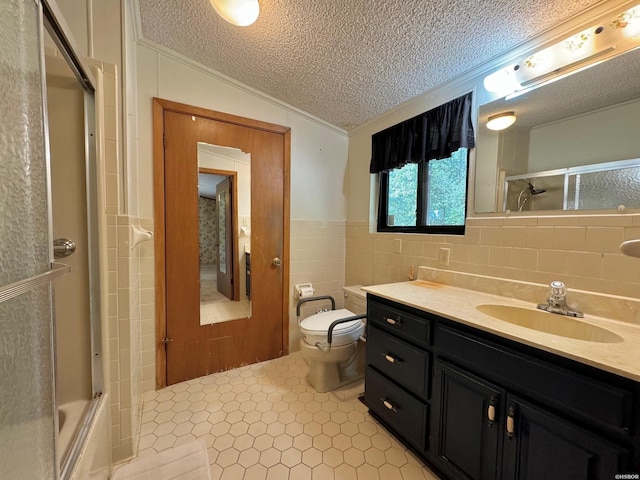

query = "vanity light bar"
[
  {"left": 485, "top": 3, "right": 640, "bottom": 97},
  {"left": 519, "top": 46, "right": 616, "bottom": 88}
]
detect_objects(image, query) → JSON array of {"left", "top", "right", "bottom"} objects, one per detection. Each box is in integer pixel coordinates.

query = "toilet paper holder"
[{"left": 295, "top": 283, "right": 315, "bottom": 299}]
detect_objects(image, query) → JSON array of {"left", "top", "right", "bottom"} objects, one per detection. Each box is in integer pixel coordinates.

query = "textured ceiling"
[{"left": 137, "top": 0, "right": 606, "bottom": 131}]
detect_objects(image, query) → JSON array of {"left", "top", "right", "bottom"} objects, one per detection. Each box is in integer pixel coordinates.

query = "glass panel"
[
  {"left": 0, "top": 286, "right": 56, "bottom": 479},
  {"left": 0, "top": 0, "right": 50, "bottom": 285},
  {"left": 426, "top": 149, "right": 467, "bottom": 226},
  {"left": 387, "top": 163, "right": 418, "bottom": 226},
  {"left": 0, "top": 2, "right": 57, "bottom": 478},
  {"left": 568, "top": 166, "right": 640, "bottom": 210}
]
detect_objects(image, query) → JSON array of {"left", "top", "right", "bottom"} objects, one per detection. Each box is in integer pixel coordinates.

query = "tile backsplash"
[
  {"left": 346, "top": 214, "right": 640, "bottom": 301},
  {"left": 416, "top": 266, "right": 640, "bottom": 326}
]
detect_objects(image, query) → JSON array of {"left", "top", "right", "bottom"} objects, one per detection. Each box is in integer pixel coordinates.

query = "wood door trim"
[
  {"left": 282, "top": 129, "right": 291, "bottom": 352},
  {"left": 198, "top": 167, "right": 240, "bottom": 301},
  {"left": 155, "top": 98, "right": 290, "bottom": 135},
  {"left": 153, "top": 98, "right": 167, "bottom": 388},
  {"left": 153, "top": 97, "right": 291, "bottom": 389}
]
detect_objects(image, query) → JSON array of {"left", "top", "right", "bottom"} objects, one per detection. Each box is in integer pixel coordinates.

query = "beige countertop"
[{"left": 363, "top": 280, "right": 640, "bottom": 382}]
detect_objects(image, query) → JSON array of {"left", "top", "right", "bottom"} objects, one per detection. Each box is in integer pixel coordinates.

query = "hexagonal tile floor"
[{"left": 137, "top": 352, "right": 440, "bottom": 480}]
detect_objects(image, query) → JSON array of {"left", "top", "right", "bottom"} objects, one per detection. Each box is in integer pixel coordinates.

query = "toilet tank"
[{"left": 343, "top": 285, "right": 367, "bottom": 315}]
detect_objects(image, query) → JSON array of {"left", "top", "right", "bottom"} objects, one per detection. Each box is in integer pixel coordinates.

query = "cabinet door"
[
  {"left": 502, "top": 395, "right": 628, "bottom": 480},
  {"left": 431, "top": 360, "right": 505, "bottom": 480}
]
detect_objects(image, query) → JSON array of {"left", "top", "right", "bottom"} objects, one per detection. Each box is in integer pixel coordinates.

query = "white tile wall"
[
  {"left": 346, "top": 214, "right": 640, "bottom": 317},
  {"left": 101, "top": 62, "right": 153, "bottom": 463},
  {"left": 289, "top": 220, "right": 347, "bottom": 352}
]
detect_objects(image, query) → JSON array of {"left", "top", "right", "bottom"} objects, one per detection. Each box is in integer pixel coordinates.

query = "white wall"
[
  {"left": 135, "top": 43, "right": 349, "bottom": 221},
  {"left": 528, "top": 99, "right": 640, "bottom": 171}
]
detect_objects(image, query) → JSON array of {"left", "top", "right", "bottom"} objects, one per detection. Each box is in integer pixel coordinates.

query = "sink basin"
[{"left": 476, "top": 304, "right": 623, "bottom": 343}]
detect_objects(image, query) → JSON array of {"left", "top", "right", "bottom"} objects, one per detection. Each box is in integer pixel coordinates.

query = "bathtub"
[
  {"left": 58, "top": 399, "right": 90, "bottom": 467},
  {"left": 61, "top": 395, "right": 110, "bottom": 480}
]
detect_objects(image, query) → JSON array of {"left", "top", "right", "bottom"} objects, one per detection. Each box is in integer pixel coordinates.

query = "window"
[
  {"left": 377, "top": 148, "right": 469, "bottom": 234},
  {"left": 370, "top": 92, "right": 475, "bottom": 235}
]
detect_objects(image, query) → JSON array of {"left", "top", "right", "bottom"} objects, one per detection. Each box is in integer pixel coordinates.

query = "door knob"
[
  {"left": 54, "top": 238, "right": 76, "bottom": 258},
  {"left": 272, "top": 257, "right": 282, "bottom": 267}
]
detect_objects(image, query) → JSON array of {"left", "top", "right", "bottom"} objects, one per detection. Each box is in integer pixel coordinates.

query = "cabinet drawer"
[
  {"left": 367, "top": 325, "right": 429, "bottom": 399},
  {"left": 437, "top": 325, "right": 634, "bottom": 435},
  {"left": 365, "top": 367, "right": 428, "bottom": 451},
  {"left": 368, "top": 299, "right": 431, "bottom": 347}
]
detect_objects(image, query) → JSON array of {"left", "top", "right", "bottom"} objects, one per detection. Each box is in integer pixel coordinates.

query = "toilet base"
[{"left": 300, "top": 339, "right": 365, "bottom": 393}]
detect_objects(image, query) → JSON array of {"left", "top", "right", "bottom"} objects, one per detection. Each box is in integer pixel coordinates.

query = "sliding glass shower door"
[{"left": 0, "top": 0, "right": 59, "bottom": 478}]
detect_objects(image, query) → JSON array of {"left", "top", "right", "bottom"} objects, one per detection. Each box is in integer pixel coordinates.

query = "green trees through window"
[
  {"left": 388, "top": 163, "right": 418, "bottom": 226},
  {"left": 426, "top": 148, "right": 468, "bottom": 226},
  {"left": 379, "top": 149, "right": 468, "bottom": 234}
]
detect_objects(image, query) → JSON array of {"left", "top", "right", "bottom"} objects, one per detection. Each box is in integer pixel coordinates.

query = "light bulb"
[{"left": 210, "top": 0, "right": 260, "bottom": 27}]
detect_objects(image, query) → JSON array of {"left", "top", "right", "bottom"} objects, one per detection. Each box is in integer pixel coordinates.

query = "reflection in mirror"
[
  {"left": 475, "top": 47, "right": 640, "bottom": 213},
  {"left": 198, "top": 143, "right": 251, "bottom": 325}
]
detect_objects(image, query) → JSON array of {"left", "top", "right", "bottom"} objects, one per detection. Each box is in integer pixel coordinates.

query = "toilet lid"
[{"left": 300, "top": 309, "right": 362, "bottom": 336}]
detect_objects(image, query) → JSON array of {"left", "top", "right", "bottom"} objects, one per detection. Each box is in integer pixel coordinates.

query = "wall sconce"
[
  {"left": 210, "top": 0, "right": 260, "bottom": 26},
  {"left": 486, "top": 112, "right": 517, "bottom": 130}
]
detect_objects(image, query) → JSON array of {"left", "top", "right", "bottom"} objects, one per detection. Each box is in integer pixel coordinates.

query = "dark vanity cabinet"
[
  {"left": 364, "top": 294, "right": 640, "bottom": 480},
  {"left": 364, "top": 297, "right": 433, "bottom": 452},
  {"left": 431, "top": 360, "right": 503, "bottom": 479}
]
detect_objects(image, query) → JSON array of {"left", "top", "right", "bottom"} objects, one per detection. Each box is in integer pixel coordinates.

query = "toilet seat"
[{"left": 300, "top": 309, "right": 364, "bottom": 347}]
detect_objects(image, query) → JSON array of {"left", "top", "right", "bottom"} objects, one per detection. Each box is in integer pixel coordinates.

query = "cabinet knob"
[
  {"left": 506, "top": 405, "right": 516, "bottom": 438},
  {"left": 487, "top": 395, "right": 498, "bottom": 427},
  {"left": 385, "top": 316, "right": 403, "bottom": 326},
  {"left": 380, "top": 397, "right": 398, "bottom": 413},
  {"left": 382, "top": 353, "right": 401, "bottom": 365},
  {"left": 487, "top": 405, "right": 496, "bottom": 423}
]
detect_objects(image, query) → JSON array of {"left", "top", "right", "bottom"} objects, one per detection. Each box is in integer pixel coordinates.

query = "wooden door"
[
  {"left": 501, "top": 395, "right": 627, "bottom": 480},
  {"left": 216, "top": 177, "right": 233, "bottom": 300},
  {"left": 155, "top": 99, "right": 290, "bottom": 386},
  {"left": 430, "top": 360, "right": 504, "bottom": 480}
]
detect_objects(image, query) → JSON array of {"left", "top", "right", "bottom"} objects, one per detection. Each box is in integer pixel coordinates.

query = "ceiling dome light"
[
  {"left": 210, "top": 0, "right": 259, "bottom": 27},
  {"left": 486, "top": 112, "right": 517, "bottom": 131}
]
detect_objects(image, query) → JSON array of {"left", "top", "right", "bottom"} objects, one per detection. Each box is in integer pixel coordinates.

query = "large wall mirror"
[
  {"left": 475, "top": 46, "right": 640, "bottom": 214},
  {"left": 197, "top": 143, "right": 251, "bottom": 325}
]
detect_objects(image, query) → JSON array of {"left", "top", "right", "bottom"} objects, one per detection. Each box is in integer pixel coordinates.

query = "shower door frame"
[{"left": 42, "top": 1, "right": 105, "bottom": 478}]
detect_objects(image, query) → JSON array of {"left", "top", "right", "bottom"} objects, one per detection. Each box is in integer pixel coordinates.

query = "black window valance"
[{"left": 369, "top": 92, "right": 475, "bottom": 174}]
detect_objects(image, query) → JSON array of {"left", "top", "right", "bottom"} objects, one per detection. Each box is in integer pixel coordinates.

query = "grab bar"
[
  {"left": 315, "top": 314, "right": 367, "bottom": 353},
  {"left": 296, "top": 295, "right": 336, "bottom": 316}
]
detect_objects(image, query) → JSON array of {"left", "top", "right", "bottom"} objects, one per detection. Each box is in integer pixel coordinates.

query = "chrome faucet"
[{"left": 536, "top": 281, "right": 583, "bottom": 318}]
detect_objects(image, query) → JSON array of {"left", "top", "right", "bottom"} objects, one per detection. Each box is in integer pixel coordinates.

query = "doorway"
[
  {"left": 198, "top": 165, "right": 251, "bottom": 325},
  {"left": 154, "top": 98, "right": 290, "bottom": 387}
]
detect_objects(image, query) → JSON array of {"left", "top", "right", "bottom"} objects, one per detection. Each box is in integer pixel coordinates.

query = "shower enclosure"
[
  {"left": 502, "top": 158, "right": 640, "bottom": 212},
  {"left": 0, "top": 1, "right": 104, "bottom": 478}
]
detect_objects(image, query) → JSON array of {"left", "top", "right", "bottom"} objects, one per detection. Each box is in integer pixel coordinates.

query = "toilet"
[{"left": 298, "top": 287, "right": 367, "bottom": 393}]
